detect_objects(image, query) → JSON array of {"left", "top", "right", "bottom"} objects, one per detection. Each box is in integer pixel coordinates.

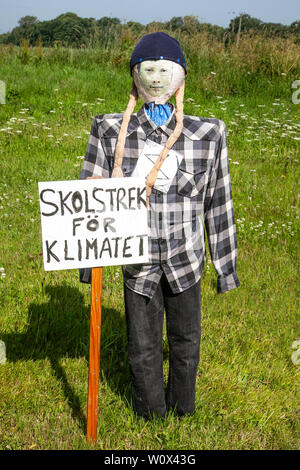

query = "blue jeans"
[{"left": 123, "top": 273, "right": 201, "bottom": 418}]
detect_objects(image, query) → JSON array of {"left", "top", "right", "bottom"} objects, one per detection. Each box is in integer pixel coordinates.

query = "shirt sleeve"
[
  {"left": 204, "top": 120, "right": 240, "bottom": 294},
  {"left": 80, "top": 116, "right": 110, "bottom": 180}
]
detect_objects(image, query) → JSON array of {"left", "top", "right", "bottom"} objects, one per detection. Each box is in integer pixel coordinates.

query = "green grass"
[{"left": 0, "top": 46, "right": 299, "bottom": 450}]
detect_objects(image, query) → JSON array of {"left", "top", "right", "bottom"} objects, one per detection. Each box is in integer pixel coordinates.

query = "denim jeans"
[{"left": 123, "top": 273, "right": 201, "bottom": 418}]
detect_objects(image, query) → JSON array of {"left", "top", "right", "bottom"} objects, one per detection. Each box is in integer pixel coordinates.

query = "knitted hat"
[{"left": 130, "top": 32, "right": 187, "bottom": 75}]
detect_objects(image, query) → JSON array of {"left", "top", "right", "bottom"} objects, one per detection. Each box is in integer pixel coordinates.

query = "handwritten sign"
[{"left": 38, "top": 178, "right": 149, "bottom": 271}]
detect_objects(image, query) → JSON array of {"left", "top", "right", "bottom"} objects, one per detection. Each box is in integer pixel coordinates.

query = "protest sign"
[{"left": 38, "top": 177, "right": 149, "bottom": 270}]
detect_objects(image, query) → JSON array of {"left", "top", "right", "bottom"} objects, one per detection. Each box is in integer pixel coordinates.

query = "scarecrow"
[{"left": 80, "top": 32, "right": 240, "bottom": 419}]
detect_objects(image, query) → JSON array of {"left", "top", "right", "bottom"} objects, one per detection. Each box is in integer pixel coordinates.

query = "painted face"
[
  {"left": 133, "top": 59, "right": 185, "bottom": 105},
  {"left": 138, "top": 60, "right": 173, "bottom": 98}
]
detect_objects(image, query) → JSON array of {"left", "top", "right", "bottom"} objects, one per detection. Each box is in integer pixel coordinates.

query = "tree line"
[{"left": 0, "top": 12, "right": 299, "bottom": 48}]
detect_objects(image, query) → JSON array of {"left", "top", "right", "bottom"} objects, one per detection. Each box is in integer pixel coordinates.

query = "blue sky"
[{"left": 0, "top": 0, "right": 299, "bottom": 34}]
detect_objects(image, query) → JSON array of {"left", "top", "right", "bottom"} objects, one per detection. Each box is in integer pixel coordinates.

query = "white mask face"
[
  {"left": 139, "top": 60, "right": 173, "bottom": 98},
  {"left": 133, "top": 59, "right": 185, "bottom": 105}
]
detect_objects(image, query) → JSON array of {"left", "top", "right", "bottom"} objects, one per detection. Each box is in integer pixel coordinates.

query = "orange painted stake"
[{"left": 87, "top": 267, "right": 103, "bottom": 445}]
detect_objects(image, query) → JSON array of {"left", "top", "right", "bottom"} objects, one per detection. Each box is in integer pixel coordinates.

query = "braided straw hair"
[
  {"left": 111, "top": 82, "right": 139, "bottom": 179},
  {"left": 111, "top": 79, "right": 185, "bottom": 207}
]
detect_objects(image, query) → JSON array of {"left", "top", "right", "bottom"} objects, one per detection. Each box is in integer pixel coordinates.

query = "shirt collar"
[
  {"left": 119, "top": 102, "right": 216, "bottom": 142},
  {"left": 127, "top": 103, "right": 176, "bottom": 139}
]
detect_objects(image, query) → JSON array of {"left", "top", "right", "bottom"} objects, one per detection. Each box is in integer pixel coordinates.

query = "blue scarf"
[{"left": 145, "top": 102, "right": 172, "bottom": 126}]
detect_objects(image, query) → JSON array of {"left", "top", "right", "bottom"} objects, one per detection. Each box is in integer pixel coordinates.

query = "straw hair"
[
  {"left": 111, "top": 82, "right": 138, "bottom": 178},
  {"left": 111, "top": 80, "right": 185, "bottom": 206}
]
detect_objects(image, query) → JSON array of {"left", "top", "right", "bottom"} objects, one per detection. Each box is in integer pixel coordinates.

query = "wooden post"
[{"left": 87, "top": 266, "right": 103, "bottom": 445}]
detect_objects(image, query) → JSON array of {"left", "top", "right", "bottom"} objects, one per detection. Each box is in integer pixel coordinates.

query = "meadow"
[{"left": 0, "top": 33, "right": 299, "bottom": 450}]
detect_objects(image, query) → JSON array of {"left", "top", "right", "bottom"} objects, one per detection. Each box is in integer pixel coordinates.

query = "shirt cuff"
[
  {"left": 79, "top": 267, "right": 91, "bottom": 284},
  {"left": 217, "top": 272, "right": 240, "bottom": 293}
]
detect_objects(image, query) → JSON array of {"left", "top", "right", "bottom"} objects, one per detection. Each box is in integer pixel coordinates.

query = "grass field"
[{"left": 0, "top": 39, "right": 299, "bottom": 450}]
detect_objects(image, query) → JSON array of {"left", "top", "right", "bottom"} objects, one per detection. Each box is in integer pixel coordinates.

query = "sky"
[{"left": 0, "top": 0, "right": 299, "bottom": 34}]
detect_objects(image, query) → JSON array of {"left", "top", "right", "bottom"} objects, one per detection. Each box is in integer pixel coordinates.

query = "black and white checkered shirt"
[{"left": 80, "top": 103, "right": 240, "bottom": 298}]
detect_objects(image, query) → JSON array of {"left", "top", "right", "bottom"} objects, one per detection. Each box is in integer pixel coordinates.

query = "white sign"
[
  {"left": 38, "top": 178, "right": 149, "bottom": 271},
  {"left": 131, "top": 140, "right": 183, "bottom": 193}
]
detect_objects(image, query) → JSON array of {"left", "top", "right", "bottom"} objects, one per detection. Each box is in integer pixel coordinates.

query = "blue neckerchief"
[{"left": 145, "top": 102, "right": 172, "bottom": 126}]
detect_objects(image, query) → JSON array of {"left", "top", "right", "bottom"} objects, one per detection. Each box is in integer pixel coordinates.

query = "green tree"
[
  {"left": 18, "top": 16, "right": 38, "bottom": 27},
  {"left": 182, "top": 15, "right": 201, "bottom": 34},
  {"left": 96, "top": 16, "right": 122, "bottom": 48},
  {"left": 97, "top": 17, "right": 121, "bottom": 28},
  {"left": 229, "top": 13, "right": 262, "bottom": 33},
  {"left": 126, "top": 21, "right": 144, "bottom": 35},
  {"left": 166, "top": 17, "right": 184, "bottom": 31},
  {"left": 8, "top": 16, "right": 40, "bottom": 44},
  {"left": 261, "top": 22, "right": 289, "bottom": 37},
  {"left": 290, "top": 20, "right": 300, "bottom": 33}
]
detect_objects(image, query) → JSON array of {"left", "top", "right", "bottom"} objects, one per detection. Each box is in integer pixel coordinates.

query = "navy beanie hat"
[{"left": 130, "top": 32, "right": 187, "bottom": 75}]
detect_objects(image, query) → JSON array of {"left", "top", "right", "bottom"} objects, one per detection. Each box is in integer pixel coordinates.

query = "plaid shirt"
[{"left": 80, "top": 103, "right": 240, "bottom": 298}]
